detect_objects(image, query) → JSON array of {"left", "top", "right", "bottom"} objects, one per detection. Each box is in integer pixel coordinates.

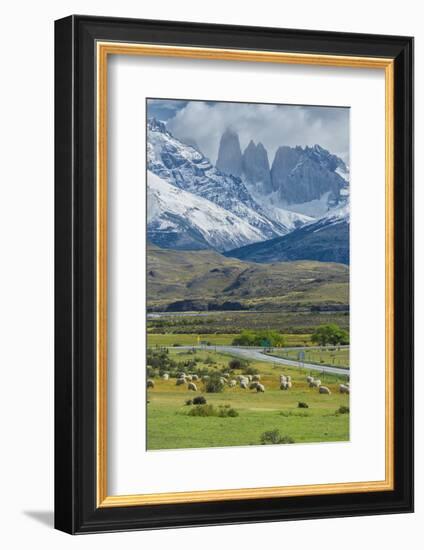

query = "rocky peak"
[
  {"left": 147, "top": 117, "right": 168, "bottom": 134},
  {"left": 216, "top": 128, "right": 243, "bottom": 178},
  {"left": 270, "top": 145, "right": 346, "bottom": 208},
  {"left": 242, "top": 140, "right": 272, "bottom": 194}
]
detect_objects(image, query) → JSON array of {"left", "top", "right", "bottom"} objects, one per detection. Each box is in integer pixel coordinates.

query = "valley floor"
[{"left": 147, "top": 349, "right": 350, "bottom": 451}]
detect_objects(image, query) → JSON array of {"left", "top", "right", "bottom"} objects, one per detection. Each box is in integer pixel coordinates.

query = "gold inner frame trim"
[{"left": 96, "top": 41, "right": 395, "bottom": 508}]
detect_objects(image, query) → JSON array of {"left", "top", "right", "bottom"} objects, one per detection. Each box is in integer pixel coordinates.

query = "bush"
[
  {"left": 228, "top": 358, "right": 242, "bottom": 370},
  {"left": 298, "top": 402, "right": 309, "bottom": 409},
  {"left": 217, "top": 404, "right": 239, "bottom": 417},
  {"left": 205, "top": 374, "right": 224, "bottom": 393},
  {"left": 260, "top": 429, "right": 295, "bottom": 445},
  {"left": 338, "top": 405, "right": 350, "bottom": 414},
  {"left": 232, "top": 329, "right": 286, "bottom": 347},
  {"left": 192, "top": 395, "right": 207, "bottom": 405},
  {"left": 185, "top": 399, "right": 193, "bottom": 406},
  {"left": 187, "top": 403, "right": 239, "bottom": 417},
  {"left": 204, "top": 356, "right": 216, "bottom": 365},
  {"left": 188, "top": 404, "right": 216, "bottom": 417}
]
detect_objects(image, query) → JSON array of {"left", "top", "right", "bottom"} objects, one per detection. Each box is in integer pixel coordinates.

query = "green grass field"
[
  {"left": 147, "top": 349, "right": 349, "bottom": 450},
  {"left": 266, "top": 347, "right": 350, "bottom": 369},
  {"left": 147, "top": 332, "right": 313, "bottom": 348}
]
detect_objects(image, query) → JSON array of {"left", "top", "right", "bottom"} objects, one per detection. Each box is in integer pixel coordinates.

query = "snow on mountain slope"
[
  {"left": 147, "top": 118, "right": 297, "bottom": 239},
  {"left": 225, "top": 202, "right": 350, "bottom": 265},
  {"left": 147, "top": 171, "right": 265, "bottom": 252}
]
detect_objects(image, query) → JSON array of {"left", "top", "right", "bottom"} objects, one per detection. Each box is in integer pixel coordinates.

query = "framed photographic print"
[{"left": 54, "top": 15, "right": 414, "bottom": 534}]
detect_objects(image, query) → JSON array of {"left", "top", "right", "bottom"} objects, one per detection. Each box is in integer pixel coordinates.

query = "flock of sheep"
[{"left": 146, "top": 371, "right": 350, "bottom": 395}]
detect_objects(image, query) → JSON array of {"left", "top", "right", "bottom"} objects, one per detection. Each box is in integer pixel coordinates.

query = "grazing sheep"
[
  {"left": 256, "top": 384, "right": 265, "bottom": 392},
  {"left": 240, "top": 381, "right": 248, "bottom": 389},
  {"left": 339, "top": 384, "right": 350, "bottom": 394},
  {"left": 162, "top": 373, "right": 169, "bottom": 380},
  {"left": 310, "top": 379, "right": 321, "bottom": 388},
  {"left": 319, "top": 386, "right": 331, "bottom": 395},
  {"left": 147, "top": 379, "right": 155, "bottom": 389},
  {"left": 280, "top": 375, "right": 287, "bottom": 383},
  {"left": 219, "top": 377, "right": 227, "bottom": 385},
  {"left": 286, "top": 375, "right": 292, "bottom": 382},
  {"left": 191, "top": 374, "right": 199, "bottom": 381},
  {"left": 287, "top": 381, "right": 292, "bottom": 389},
  {"left": 280, "top": 382, "right": 288, "bottom": 390},
  {"left": 176, "top": 378, "right": 186, "bottom": 386},
  {"left": 228, "top": 379, "right": 237, "bottom": 387},
  {"left": 306, "top": 376, "right": 314, "bottom": 384},
  {"left": 186, "top": 374, "right": 193, "bottom": 381},
  {"left": 188, "top": 382, "right": 197, "bottom": 391},
  {"left": 177, "top": 372, "right": 186, "bottom": 379},
  {"left": 246, "top": 375, "right": 253, "bottom": 382},
  {"left": 252, "top": 374, "right": 261, "bottom": 381},
  {"left": 249, "top": 381, "right": 259, "bottom": 390}
]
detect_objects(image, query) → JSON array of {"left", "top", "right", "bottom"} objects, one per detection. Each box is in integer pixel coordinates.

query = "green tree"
[{"left": 311, "top": 324, "right": 349, "bottom": 346}]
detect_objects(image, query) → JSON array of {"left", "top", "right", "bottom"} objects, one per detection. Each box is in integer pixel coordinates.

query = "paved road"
[{"left": 174, "top": 345, "right": 350, "bottom": 376}]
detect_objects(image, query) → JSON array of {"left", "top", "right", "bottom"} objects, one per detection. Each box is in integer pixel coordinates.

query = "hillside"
[
  {"left": 225, "top": 205, "right": 350, "bottom": 265},
  {"left": 147, "top": 245, "right": 349, "bottom": 311}
]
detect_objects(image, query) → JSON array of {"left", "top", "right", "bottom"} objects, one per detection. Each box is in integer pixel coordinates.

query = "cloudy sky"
[{"left": 147, "top": 98, "right": 350, "bottom": 166}]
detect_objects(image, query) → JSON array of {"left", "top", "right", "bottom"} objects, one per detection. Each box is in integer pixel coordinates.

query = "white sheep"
[
  {"left": 147, "top": 379, "right": 155, "bottom": 389},
  {"left": 319, "top": 386, "right": 331, "bottom": 394},
  {"left": 249, "top": 381, "right": 259, "bottom": 390},
  {"left": 310, "top": 379, "right": 321, "bottom": 388},
  {"left": 240, "top": 381, "right": 248, "bottom": 389},
  {"left": 228, "top": 380, "right": 237, "bottom": 387},
  {"left": 176, "top": 378, "right": 186, "bottom": 386},
  {"left": 339, "top": 384, "right": 350, "bottom": 394},
  {"left": 256, "top": 384, "right": 265, "bottom": 392},
  {"left": 188, "top": 382, "right": 197, "bottom": 391},
  {"left": 162, "top": 373, "right": 169, "bottom": 380},
  {"left": 306, "top": 376, "right": 314, "bottom": 384},
  {"left": 252, "top": 374, "right": 261, "bottom": 381}
]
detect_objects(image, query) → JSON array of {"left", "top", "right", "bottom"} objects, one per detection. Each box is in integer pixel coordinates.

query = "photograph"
[{"left": 146, "top": 98, "right": 351, "bottom": 450}]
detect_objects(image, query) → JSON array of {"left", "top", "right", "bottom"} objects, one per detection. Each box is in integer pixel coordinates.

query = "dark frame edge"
[
  {"left": 54, "top": 15, "right": 414, "bottom": 534},
  {"left": 55, "top": 15, "right": 77, "bottom": 535}
]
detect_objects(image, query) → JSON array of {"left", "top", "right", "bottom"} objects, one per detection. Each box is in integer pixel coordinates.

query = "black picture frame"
[{"left": 55, "top": 15, "right": 414, "bottom": 534}]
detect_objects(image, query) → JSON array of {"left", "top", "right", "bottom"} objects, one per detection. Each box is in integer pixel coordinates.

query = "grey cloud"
[{"left": 167, "top": 101, "right": 349, "bottom": 166}]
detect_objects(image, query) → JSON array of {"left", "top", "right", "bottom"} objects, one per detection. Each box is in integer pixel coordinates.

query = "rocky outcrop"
[
  {"left": 242, "top": 140, "right": 272, "bottom": 194},
  {"left": 216, "top": 128, "right": 243, "bottom": 178}
]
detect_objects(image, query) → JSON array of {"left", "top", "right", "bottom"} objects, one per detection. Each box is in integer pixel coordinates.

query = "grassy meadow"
[
  {"left": 147, "top": 332, "right": 313, "bottom": 348},
  {"left": 266, "top": 347, "right": 350, "bottom": 369},
  {"left": 146, "top": 348, "right": 350, "bottom": 450}
]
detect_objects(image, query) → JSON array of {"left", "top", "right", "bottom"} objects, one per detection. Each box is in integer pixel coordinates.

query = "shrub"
[
  {"left": 187, "top": 403, "right": 239, "bottom": 417},
  {"left": 260, "top": 429, "right": 295, "bottom": 445},
  {"left": 205, "top": 374, "right": 224, "bottom": 393},
  {"left": 192, "top": 395, "right": 207, "bottom": 405},
  {"left": 217, "top": 404, "right": 239, "bottom": 417},
  {"left": 298, "top": 402, "right": 309, "bottom": 409},
  {"left": 204, "top": 356, "right": 216, "bottom": 365},
  {"left": 188, "top": 404, "right": 216, "bottom": 417},
  {"left": 338, "top": 405, "right": 350, "bottom": 414},
  {"left": 232, "top": 329, "right": 285, "bottom": 347},
  {"left": 185, "top": 399, "right": 193, "bottom": 406},
  {"left": 228, "top": 358, "right": 242, "bottom": 370}
]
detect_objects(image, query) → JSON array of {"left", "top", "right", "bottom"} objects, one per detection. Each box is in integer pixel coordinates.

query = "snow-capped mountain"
[
  {"left": 270, "top": 144, "right": 349, "bottom": 217},
  {"left": 147, "top": 171, "right": 265, "bottom": 252},
  {"left": 224, "top": 204, "right": 350, "bottom": 265},
  {"left": 147, "top": 119, "right": 305, "bottom": 240},
  {"left": 213, "top": 127, "right": 349, "bottom": 219}
]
